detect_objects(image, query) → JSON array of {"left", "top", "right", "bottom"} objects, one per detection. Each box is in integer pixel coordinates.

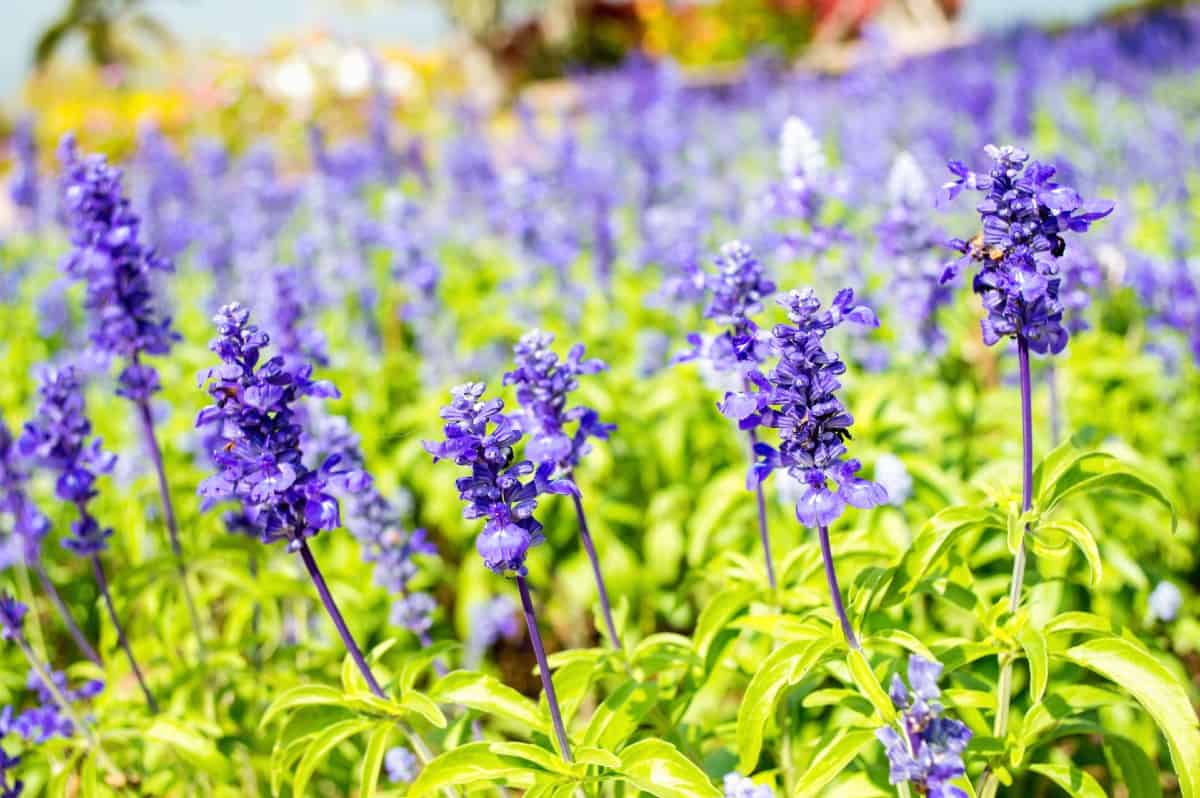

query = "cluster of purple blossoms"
[
  {"left": 876, "top": 656, "right": 972, "bottom": 798},
  {"left": 17, "top": 367, "right": 116, "bottom": 556},
  {"left": 424, "top": 383, "right": 556, "bottom": 576},
  {"left": 942, "top": 145, "right": 1114, "bottom": 355},
  {"left": 465, "top": 595, "right": 520, "bottom": 667},
  {"left": 196, "top": 303, "right": 343, "bottom": 550},
  {"left": 677, "top": 241, "right": 776, "bottom": 374},
  {"left": 503, "top": 330, "right": 615, "bottom": 471},
  {"left": 57, "top": 135, "right": 180, "bottom": 402},
  {"left": 727, "top": 289, "right": 888, "bottom": 528},
  {"left": 384, "top": 746, "right": 418, "bottom": 784},
  {"left": 0, "top": 419, "right": 51, "bottom": 563},
  {"left": 723, "top": 772, "right": 774, "bottom": 798}
]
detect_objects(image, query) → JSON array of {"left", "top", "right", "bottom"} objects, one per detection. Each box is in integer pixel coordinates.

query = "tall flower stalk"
[
  {"left": 726, "top": 288, "right": 886, "bottom": 646},
  {"left": 56, "top": 135, "right": 205, "bottom": 656},
  {"left": 18, "top": 367, "right": 156, "bottom": 712},
  {"left": 677, "top": 241, "right": 779, "bottom": 590},
  {"left": 503, "top": 330, "right": 620, "bottom": 649},
  {"left": 941, "top": 145, "right": 1112, "bottom": 790},
  {"left": 196, "top": 304, "right": 386, "bottom": 697},
  {"left": 425, "top": 382, "right": 573, "bottom": 761}
]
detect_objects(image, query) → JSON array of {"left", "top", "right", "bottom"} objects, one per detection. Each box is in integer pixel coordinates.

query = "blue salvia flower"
[
  {"left": 877, "top": 153, "right": 954, "bottom": 354},
  {"left": 942, "top": 144, "right": 1114, "bottom": 355},
  {"left": 734, "top": 289, "right": 887, "bottom": 528},
  {"left": 0, "top": 741, "right": 19, "bottom": 798},
  {"left": 676, "top": 241, "right": 776, "bottom": 374},
  {"left": 132, "top": 123, "right": 194, "bottom": 259},
  {"left": 465, "top": 595, "right": 519, "bottom": 667},
  {"left": 384, "top": 746, "right": 418, "bottom": 784},
  {"left": 503, "top": 330, "right": 615, "bottom": 470},
  {"left": 17, "top": 367, "right": 116, "bottom": 557},
  {"left": 723, "top": 773, "right": 774, "bottom": 798},
  {"left": 269, "top": 265, "right": 329, "bottom": 369},
  {"left": 0, "top": 594, "right": 26, "bottom": 641},
  {"left": 423, "top": 382, "right": 548, "bottom": 576},
  {"left": 876, "top": 656, "right": 972, "bottom": 798},
  {"left": 57, "top": 134, "right": 180, "bottom": 402},
  {"left": 8, "top": 118, "right": 39, "bottom": 228},
  {"left": 196, "top": 303, "right": 342, "bottom": 550}
]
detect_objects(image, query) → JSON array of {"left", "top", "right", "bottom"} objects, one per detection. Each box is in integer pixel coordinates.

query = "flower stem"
[
  {"left": 135, "top": 399, "right": 206, "bottom": 658},
  {"left": 296, "top": 538, "right": 386, "bottom": 698},
  {"left": 818, "top": 525, "right": 857, "bottom": 649},
  {"left": 28, "top": 554, "right": 101, "bottom": 665},
  {"left": 983, "top": 335, "right": 1035, "bottom": 791},
  {"left": 567, "top": 484, "right": 621, "bottom": 650},
  {"left": 746, "top": 427, "right": 777, "bottom": 591},
  {"left": 515, "top": 574, "right": 572, "bottom": 763},
  {"left": 90, "top": 554, "right": 157, "bottom": 713}
]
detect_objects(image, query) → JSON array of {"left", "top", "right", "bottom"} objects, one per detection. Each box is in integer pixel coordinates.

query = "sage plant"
[
  {"left": 725, "top": 288, "right": 886, "bottom": 646},
  {"left": 677, "top": 241, "right": 779, "bottom": 589},
  {"left": 56, "top": 135, "right": 204, "bottom": 653},
  {"left": 942, "top": 145, "right": 1112, "bottom": 787},
  {"left": 424, "top": 382, "right": 574, "bottom": 762},
  {"left": 18, "top": 367, "right": 156, "bottom": 711},
  {"left": 0, "top": 417, "right": 99, "bottom": 664},
  {"left": 503, "top": 330, "right": 620, "bottom": 648},
  {"left": 196, "top": 304, "right": 385, "bottom": 697}
]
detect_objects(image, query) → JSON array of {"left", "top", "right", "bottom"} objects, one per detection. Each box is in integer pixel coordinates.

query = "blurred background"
[{"left": 0, "top": 0, "right": 1168, "bottom": 145}]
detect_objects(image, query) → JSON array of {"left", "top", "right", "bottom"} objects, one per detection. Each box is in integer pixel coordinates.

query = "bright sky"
[{"left": 1, "top": 0, "right": 1127, "bottom": 100}]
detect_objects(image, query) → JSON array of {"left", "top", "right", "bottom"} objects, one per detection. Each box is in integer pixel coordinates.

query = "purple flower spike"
[
  {"left": 942, "top": 145, "right": 1113, "bottom": 355},
  {"left": 877, "top": 656, "right": 972, "bottom": 798}
]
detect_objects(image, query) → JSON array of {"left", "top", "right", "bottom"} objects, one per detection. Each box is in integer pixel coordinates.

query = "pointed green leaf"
[
  {"left": 879, "top": 505, "right": 998, "bottom": 607},
  {"left": 429, "top": 670, "right": 548, "bottom": 733},
  {"left": 1040, "top": 520, "right": 1102, "bottom": 586},
  {"left": 1065, "top": 636, "right": 1200, "bottom": 798},
  {"left": 737, "top": 639, "right": 835, "bottom": 771},
  {"left": 292, "top": 718, "right": 377, "bottom": 798},
  {"left": 616, "top": 739, "right": 721, "bottom": 798},
  {"left": 1029, "top": 763, "right": 1106, "bottom": 798},
  {"left": 358, "top": 723, "right": 392, "bottom": 798},
  {"left": 407, "top": 743, "right": 540, "bottom": 797},
  {"left": 583, "top": 681, "right": 659, "bottom": 751},
  {"left": 847, "top": 649, "right": 896, "bottom": 723},
  {"left": 1018, "top": 628, "right": 1049, "bottom": 704},
  {"left": 793, "top": 727, "right": 878, "bottom": 798},
  {"left": 1105, "top": 736, "right": 1163, "bottom": 798},
  {"left": 260, "top": 684, "right": 344, "bottom": 729}
]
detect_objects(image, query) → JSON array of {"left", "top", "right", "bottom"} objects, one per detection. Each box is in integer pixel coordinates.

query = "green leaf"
[
  {"left": 429, "top": 670, "right": 548, "bottom": 733},
  {"left": 489, "top": 742, "right": 574, "bottom": 775},
  {"left": 1038, "top": 520, "right": 1102, "bottom": 586},
  {"left": 737, "top": 639, "right": 835, "bottom": 771},
  {"left": 692, "top": 591, "right": 763, "bottom": 654},
  {"left": 398, "top": 641, "right": 460, "bottom": 693},
  {"left": 146, "top": 719, "right": 232, "bottom": 778},
  {"left": 260, "top": 684, "right": 344, "bottom": 729},
  {"left": 583, "top": 680, "right": 659, "bottom": 751},
  {"left": 847, "top": 649, "right": 896, "bottom": 723},
  {"left": 1018, "top": 628, "right": 1049, "bottom": 704},
  {"left": 1032, "top": 444, "right": 1114, "bottom": 500},
  {"left": 400, "top": 691, "right": 449, "bottom": 728},
  {"left": 408, "top": 743, "right": 540, "bottom": 797},
  {"left": 1105, "top": 736, "right": 1163, "bottom": 798},
  {"left": 574, "top": 745, "right": 622, "bottom": 770},
  {"left": 1043, "top": 461, "right": 1176, "bottom": 532},
  {"left": 358, "top": 723, "right": 392, "bottom": 798},
  {"left": 615, "top": 739, "right": 721, "bottom": 798},
  {"left": 1021, "top": 685, "right": 1130, "bottom": 748},
  {"left": 549, "top": 657, "right": 600, "bottom": 727},
  {"left": 1029, "top": 763, "right": 1106, "bottom": 798},
  {"left": 793, "top": 727, "right": 878, "bottom": 798},
  {"left": 292, "top": 718, "right": 377, "bottom": 797},
  {"left": 879, "top": 505, "right": 998, "bottom": 607},
  {"left": 1065, "top": 636, "right": 1200, "bottom": 798}
]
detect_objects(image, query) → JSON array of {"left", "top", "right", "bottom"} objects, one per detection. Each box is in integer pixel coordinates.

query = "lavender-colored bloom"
[
  {"left": 390, "top": 591, "right": 436, "bottom": 634},
  {"left": 0, "top": 593, "right": 26, "bottom": 641},
  {"left": 465, "top": 595, "right": 520, "bottom": 666},
  {"left": 503, "top": 330, "right": 615, "bottom": 470},
  {"left": 736, "top": 289, "right": 887, "bottom": 528},
  {"left": 57, "top": 134, "right": 180, "bottom": 401},
  {"left": 1148, "top": 581, "right": 1183, "bottom": 623},
  {"left": 385, "top": 746, "right": 418, "bottom": 783},
  {"left": 677, "top": 241, "right": 775, "bottom": 374},
  {"left": 876, "top": 656, "right": 972, "bottom": 798},
  {"left": 131, "top": 124, "right": 193, "bottom": 258},
  {"left": 0, "top": 418, "right": 51, "bottom": 562},
  {"left": 196, "top": 303, "right": 342, "bottom": 550},
  {"left": 268, "top": 265, "right": 328, "bottom": 368},
  {"left": 942, "top": 145, "right": 1113, "bottom": 355},
  {"left": 17, "top": 367, "right": 116, "bottom": 556},
  {"left": 424, "top": 383, "right": 552, "bottom": 576},
  {"left": 723, "top": 773, "right": 774, "bottom": 798},
  {"left": 8, "top": 119, "right": 39, "bottom": 224}
]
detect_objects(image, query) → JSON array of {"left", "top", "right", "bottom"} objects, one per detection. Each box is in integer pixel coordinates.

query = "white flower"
[
  {"left": 778, "top": 116, "right": 825, "bottom": 180},
  {"left": 887, "top": 151, "right": 929, "bottom": 207},
  {"left": 875, "top": 453, "right": 913, "bottom": 507},
  {"left": 1148, "top": 581, "right": 1183, "bottom": 623}
]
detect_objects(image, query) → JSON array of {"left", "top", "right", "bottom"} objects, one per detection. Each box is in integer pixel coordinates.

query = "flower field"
[{"left": 1, "top": 7, "right": 1199, "bottom": 798}]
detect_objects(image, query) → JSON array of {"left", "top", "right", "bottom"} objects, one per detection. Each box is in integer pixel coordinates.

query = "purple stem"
[
  {"left": 1019, "top": 337, "right": 1034, "bottom": 514},
  {"left": 28, "top": 554, "right": 101, "bottom": 665},
  {"left": 817, "top": 525, "right": 858, "bottom": 650},
  {"left": 515, "top": 575, "right": 572, "bottom": 763},
  {"left": 91, "top": 554, "right": 157, "bottom": 713},
  {"left": 135, "top": 398, "right": 206, "bottom": 655},
  {"left": 746, "top": 428, "right": 778, "bottom": 591},
  {"left": 296, "top": 539, "right": 386, "bottom": 698},
  {"left": 567, "top": 484, "right": 621, "bottom": 650}
]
